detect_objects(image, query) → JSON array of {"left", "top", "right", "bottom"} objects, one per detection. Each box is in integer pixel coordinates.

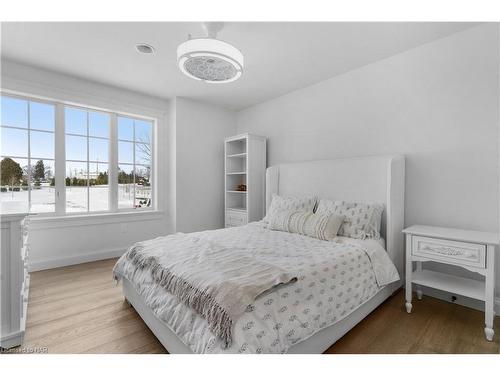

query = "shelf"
[
  {"left": 227, "top": 207, "right": 247, "bottom": 212},
  {"left": 226, "top": 190, "right": 247, "bottom": 194},
  {"left": 226, "top": 153, "right": 247, "bottom": 158},
  {"left": 226, "top": 172, "right": 246, "bottom": 175},
  {"left": 412, "top": 269, "right": 485, "bottom": 301}
]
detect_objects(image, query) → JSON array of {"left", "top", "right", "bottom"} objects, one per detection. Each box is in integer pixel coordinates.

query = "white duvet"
[{"left": 114, "top": 222, "right": 399, "bottom": 353}]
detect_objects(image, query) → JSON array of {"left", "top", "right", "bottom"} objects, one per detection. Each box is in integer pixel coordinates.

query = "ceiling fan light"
[
  {"left": 177, "top": 38, "right": 244, "bottom": 83},
  {"left": 205, "top": 70, "right": 242, "bottom": 84}
]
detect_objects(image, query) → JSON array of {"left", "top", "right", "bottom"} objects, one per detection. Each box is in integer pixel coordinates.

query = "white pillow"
[
  {"left": 263, "top": 194, "right": 317, "bottom": 223},
  {"left": 268, "top": 210, "right": 345, "bottom": 241},
  {"left": 316, "top": 200, "right": 384, "bottom": 239}
]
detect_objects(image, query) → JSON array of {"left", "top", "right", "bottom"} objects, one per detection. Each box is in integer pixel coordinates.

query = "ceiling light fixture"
[
  {"left": 177, "top": 22, "right": 243, "bottom": 83},
  {"left": 136, "top": 43, "right": 155, "bottom": 54}
]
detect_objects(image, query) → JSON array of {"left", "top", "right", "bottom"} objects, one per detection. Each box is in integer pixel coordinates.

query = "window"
[
  {"left": 117, "top": 116, "right": 153, "bottom": 209},
  {"left": 1, "top": 96, "right": 56, "bottom": 213},
  {"left": 0, "top": 93, "right": 155, "bottom": 216},
  {"left": 65, "top": 107, "right": 110, "bottom": 212}
]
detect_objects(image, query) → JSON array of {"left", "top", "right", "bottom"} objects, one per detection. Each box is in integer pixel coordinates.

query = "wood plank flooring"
[{"left": 13, "top": 258, "right": 500, "bottom": 354}]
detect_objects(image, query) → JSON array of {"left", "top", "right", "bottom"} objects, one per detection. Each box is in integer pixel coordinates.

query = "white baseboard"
[
  {"left": 0, "top": 330, "right": 24, "bottom": 350},
  {"left": 28, "top": 247, "right": 127, "bottom": 272},
  {"left": 415, "top": 285, "right": 500, "bottom": 315}
]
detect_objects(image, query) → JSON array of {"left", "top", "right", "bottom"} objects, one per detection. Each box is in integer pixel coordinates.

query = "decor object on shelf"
[
  {"left": 403, "top": 225, "right": 498, "bottom": 341},
  {"left": 225, "top": 133, "right": 266, "bottom": 227},
  {"left": 177, "top": 22, "right": 244, "bottom": 83}
]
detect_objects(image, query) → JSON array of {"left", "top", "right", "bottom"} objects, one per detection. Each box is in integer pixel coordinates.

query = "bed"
[{"left": 116, "top": 155, "right": 405, "bottom": 353}]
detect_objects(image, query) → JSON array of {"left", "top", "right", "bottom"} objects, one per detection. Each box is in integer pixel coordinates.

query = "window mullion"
[
  {"left": 86, "top": 112, "right": 90, "bottom": 212},
  {"left": 54, "top": 103, "right": 66, "bottom": 215},
  {"left": 109, "top": 114, "right": 118, "bottom": 212},
  {"left": 132, "top": 120, "right": 136, "bottom": 209},
  {"left": 152, "top": 119, "right": 156, "bottom": 211},
  {"left": 27, "top": 101, "right": 31, "bottom": 210}
]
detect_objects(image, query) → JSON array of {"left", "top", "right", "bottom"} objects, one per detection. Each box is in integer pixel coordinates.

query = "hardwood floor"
[
  {"left": 20, "top": 258, "right": 166, "bottom": 354},
  {"left": 14, "top": 258, "right": 500, "bottom": 354}
]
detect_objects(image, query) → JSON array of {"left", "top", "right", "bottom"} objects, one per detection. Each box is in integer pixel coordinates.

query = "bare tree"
[
  {"left": 136, "top": 134, "right": 151, "bottom": 164},
  {"left": 136, "top": 134, "right": 152, "bottom": 184}
]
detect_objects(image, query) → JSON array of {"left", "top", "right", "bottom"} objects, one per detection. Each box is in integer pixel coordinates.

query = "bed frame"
[{"left": 122, "top": 154, "right": 406, "bottom": 353}]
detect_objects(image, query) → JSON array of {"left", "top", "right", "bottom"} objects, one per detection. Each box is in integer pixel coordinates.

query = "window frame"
[
  {"left": 64, "top": 105, "right": 113, "bottom": 214},
  {"left": 0, "top": 94, "right": 57, "bottom": 214},
  {"left": 116, "top": 114, "right": 154, "bottom": 212},
  {"left": 1, "top": 91, "right": 157, "bottom": 217}
]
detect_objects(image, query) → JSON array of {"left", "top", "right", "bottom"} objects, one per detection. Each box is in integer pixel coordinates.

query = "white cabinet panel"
[{"left": 1, "top": 210, "right": 30, "bottom": 349}]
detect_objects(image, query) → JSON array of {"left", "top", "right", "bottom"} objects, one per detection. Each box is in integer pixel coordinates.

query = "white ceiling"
[{"left": 1, "top": 22, "right": 478, "bottom": 110}]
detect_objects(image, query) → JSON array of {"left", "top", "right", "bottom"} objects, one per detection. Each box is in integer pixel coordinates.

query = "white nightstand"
[{"left": 403, "top": 225, "right": 499, "bottom": 341}]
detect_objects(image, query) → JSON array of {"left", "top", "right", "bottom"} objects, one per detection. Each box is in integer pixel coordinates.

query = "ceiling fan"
[{"left": 177, "top": 22, "right": 244, "bottom": 83}]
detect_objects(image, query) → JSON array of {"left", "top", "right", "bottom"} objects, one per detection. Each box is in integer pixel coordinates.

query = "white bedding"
[{"left": 115, "top": 222, "right": 399, "bottom": 353}]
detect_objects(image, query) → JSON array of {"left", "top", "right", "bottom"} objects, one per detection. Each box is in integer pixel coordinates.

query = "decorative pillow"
[
  {"left": 268, "top": 210, "right": 345, "bottom": 241},
  {"left": 316, "top": 200, "right": 384, "bottom": 239},
  {"left": 263, "top": 194, "right": 317, "bottom": 223}
]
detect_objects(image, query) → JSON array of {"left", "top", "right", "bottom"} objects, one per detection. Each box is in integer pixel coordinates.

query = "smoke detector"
[{"left": 177, "top": 22, "right": 243, "bottom": 83}]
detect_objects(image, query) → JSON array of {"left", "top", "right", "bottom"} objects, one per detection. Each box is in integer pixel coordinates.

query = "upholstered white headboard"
[{"left": 266, "top": 155, "right": 405, "bottom": 276}]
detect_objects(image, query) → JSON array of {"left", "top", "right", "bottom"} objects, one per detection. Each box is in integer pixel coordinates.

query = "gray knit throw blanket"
[{"left": 113, "top": 233, "right": 296, "bottom": 347}]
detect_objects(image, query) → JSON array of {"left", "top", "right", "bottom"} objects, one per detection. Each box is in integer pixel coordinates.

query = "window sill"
[{"left": 29, "top": 210, "right": 165, "bottom": 230}]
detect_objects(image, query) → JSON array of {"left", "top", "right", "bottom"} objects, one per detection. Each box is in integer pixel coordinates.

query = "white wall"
[
  {"left": 1, "top": 60, "right": 171, "bottom": 270},
  {"left": 237, "top": 24, "right": 500, "bottom": 301},
  {"left": 173, "top": 97, "right": 237, "bottom": 233}
]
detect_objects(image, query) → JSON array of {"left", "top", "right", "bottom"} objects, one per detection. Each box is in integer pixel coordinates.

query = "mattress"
[{"left": 114, "top": 222, "right": 399, "bottom": 354}]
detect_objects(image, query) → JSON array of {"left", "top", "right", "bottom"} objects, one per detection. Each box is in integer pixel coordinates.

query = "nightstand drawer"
[
  {"left": 411, "top": 235, "right": 486, "bottom": 268},
  {"left": 226, "top": 210, "right": 247, "bottom": 227}
]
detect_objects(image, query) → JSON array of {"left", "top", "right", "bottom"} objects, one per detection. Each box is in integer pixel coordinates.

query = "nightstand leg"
[
  {"left": 405, "top": 234, "right": 413, "bottom": 313},
  {"left": 484, "top": 327, "right": 494, "bottom": 342},
  {"left": 484, "top": 245, "right": 495, "bottom": 341},
  {"left": 416, "top": 289, "right": 423, "bottom": 300},
  {"left": 405, "top": 301, "right": 413, "bottom": 314},
  {"left": 416, "top": 261, "right": 423, "bottom": 300}
]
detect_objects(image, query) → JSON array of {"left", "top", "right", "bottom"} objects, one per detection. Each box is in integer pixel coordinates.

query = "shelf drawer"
[
  {"left": 411, "top": 235, "right": 486, "bottom": 268},
  {"left": 226, "top": 210, "right": 247, "bottom": 227}
]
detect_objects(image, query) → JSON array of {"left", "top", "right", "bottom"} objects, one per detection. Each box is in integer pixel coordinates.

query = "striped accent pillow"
[
  {"left": 268, "top": 210, "right": 344, "bottom": 241},
  {"left": 263, "top": 194, "right": 317, "bottom": 224}
]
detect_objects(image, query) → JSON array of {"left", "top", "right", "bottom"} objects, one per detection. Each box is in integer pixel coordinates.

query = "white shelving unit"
[
  {"left": 1, "top": 203, "right": 31, "bottom": 349},
  {"left": 224, "top": 133, "right": 266, "bottom": 228}
]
